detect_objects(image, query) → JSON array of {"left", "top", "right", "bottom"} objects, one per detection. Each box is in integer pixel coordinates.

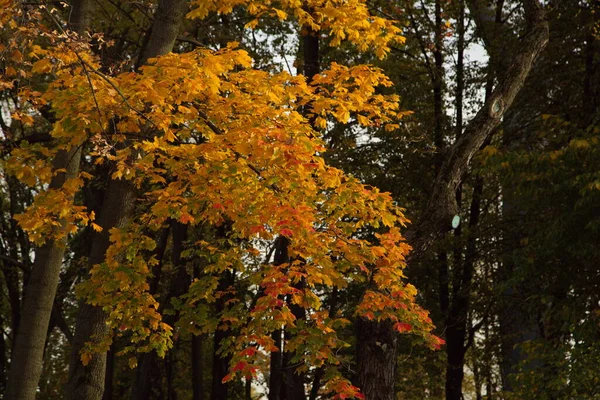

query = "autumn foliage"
[{"left": 0, "top": 0, "right": 442, "bottom": 397}]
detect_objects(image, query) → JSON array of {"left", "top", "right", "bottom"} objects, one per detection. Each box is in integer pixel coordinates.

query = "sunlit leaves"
[{"left": 187, "top": 0, "right": 404, "bottom": 59}]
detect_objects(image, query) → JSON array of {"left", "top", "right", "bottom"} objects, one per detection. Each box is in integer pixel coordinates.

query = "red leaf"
[
  {"left": 393, "top": 322, "right": 412, "bottom": 333},
  {"left": 232, "top": 361, "right": 246, "bottom": 373},
  {"left": 280, "top": 228, "right": 294, "bottom": 237}
]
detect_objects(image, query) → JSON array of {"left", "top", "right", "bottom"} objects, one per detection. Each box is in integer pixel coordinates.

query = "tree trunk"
[
  {"left": 192, "top": 333, "right": 205, "bottom": 400},
  {"left": 65, "top": 1, "right": 187, "bottom": 398},
  {"left": 268, "top": 327, "right": 284, "bottom": 400},
  {"left": 3, "top": 0, "right": 92, "bottom": 397},
  {"left": 210, "top": 270, "right": 235, "bottom": 400},
  {"left": 355, "top": 319, "right": 398, "bottom": 400},
  {"left": 5, "top": 143, "right": 83, "bottom": 400},
  {"left": 66, "top": 178, "right": 137, "bottom": 400},
  {"left": 192, "top": 246, "right": 206, "bottom": 400}
]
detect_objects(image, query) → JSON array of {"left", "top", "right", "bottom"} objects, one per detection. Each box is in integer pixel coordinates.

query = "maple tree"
[{"left": 1, "top": 0, "right": 441, "bottom": 399}]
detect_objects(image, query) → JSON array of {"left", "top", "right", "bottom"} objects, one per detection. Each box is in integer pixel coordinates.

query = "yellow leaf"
[
  {"left": 31, "top": 58, "right": 52, "bottom": 74},
  {"left": 80, "top": 351, "right": 92, "bottom": 366}
]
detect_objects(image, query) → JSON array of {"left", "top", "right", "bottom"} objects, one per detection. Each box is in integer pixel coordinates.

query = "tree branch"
[{"left": 405, "top": 0, "right": 548, "bottom": 261}]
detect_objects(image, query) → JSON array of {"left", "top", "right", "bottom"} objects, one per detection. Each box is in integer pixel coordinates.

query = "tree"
[{"left": 1, "top": 0, "right": 441, "bottom": 399}]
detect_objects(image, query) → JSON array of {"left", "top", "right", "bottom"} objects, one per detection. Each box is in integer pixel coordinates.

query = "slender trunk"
[
  {"left": 133, "top": 223, "right": 185, "bottom": 400},
  {"left": 446, "top": 179, "right": 482, "bottom": 400},
  {"left": 271, "top": 26, "right": 319, "bottom": 400},
  {"left": 65, "top": 1, "right": 187, "bottom": 399},
  {"left": 433, "top": 0, "right": 445, "bottom": 161},
  {"left": 192, "top": 253, "right": 206, "bottom": 400},
  {"left": 245, "top": 377, "right": 252, "bottom": 400},
  {"left": 308, "top": 288, "right": 337, "bottom": 400},
  {"left": 0, "top": 314, "right": 6, "bottom": 394},
  {"left": 210, "top": 270, "right": 235, "bottom": 400},
  {"left": 3, "top": 178, "right": 24, "bottom": 341},
  {"left": 268, "top": 236, "right": 292, "bottom": 400},
  {"left": 269, "top": 327, "right": 284, "bottom": 400},
  {"left": 283, "top": 293, "right": 306, "bottom": 400},
  {"left": 166, "top": 351, "right": 177, "bottom": 400},
  {"left": 192, "top": 333, "right": 205, "bottom": 400}
]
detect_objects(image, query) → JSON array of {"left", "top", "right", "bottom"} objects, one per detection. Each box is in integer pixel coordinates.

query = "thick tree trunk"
[
  {"left": 355, "top": 319, "right": 398, "bottom": 400},
  {"left": 65, "top": 178, "right": 137, "bottom": 400},
  {"left": 65, "top": 1, "right": 187, "bottom": 399},
  {"left": 354, "top": 2, "right": 548, "bottom": 399},
  {"left": 3, "top": 1, "right": 92, "bottom": 397},
  {"left": 5, "top": 140, "right": 83, "bottom": 400}
]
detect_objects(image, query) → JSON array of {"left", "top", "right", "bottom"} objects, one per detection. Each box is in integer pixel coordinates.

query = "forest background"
[{"left": 0, "top": 0, "right": 599, "bottom": 399}]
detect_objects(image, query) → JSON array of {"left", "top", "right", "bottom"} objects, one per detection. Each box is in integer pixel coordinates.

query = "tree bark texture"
[
  {"left": 355, "top": 319, "right": 398, "bottom": 400},
  {"left": 354, "top": 1, "right": 548, "bottom": 399}
]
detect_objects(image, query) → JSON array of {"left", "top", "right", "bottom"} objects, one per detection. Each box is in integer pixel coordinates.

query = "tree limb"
[{"left": 405, "top": 0, "right": 548, "bottom": 261}]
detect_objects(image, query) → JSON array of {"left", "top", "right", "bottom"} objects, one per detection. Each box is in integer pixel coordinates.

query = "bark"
[
  {"left": 433, "top": 0, "right": 445, "bottom": 160},
  {"left": 0, "top": 313, "right": 6, "bottom": 394},
  {"left": 355, "top": 319, "right": 398, "bottom": 400},
  {"left": 270, "top": 26, "right": 319, "bottom": 400},
  {"left": 131, "top": 222, "right": 182, "bottom": 400},
  {"left": 308, "top": 288, "right": 337, "bottom": 400},
  {"left": 137, "top": 0, "right": 188, "bottom": 66},
  {"left": 407, "top": 0, "right": 548, "bottom": 260},
  {"left": 282, "top": 298, "right": 306, "bottom": 400},
  {"left": 129, "top": 226, "right": 169, "bottom": 400},
  {"left": 65, "top": 1, "right": 187, "bottom": 399},
  {"left": 245, "top": 377, "right": 252, "bottom": 400},
  {"left": 133, "top": 222, "right": 186, "bottom": 400},
  {"left": 354, "top": 1, "right": 548, "bottom": 399}
]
